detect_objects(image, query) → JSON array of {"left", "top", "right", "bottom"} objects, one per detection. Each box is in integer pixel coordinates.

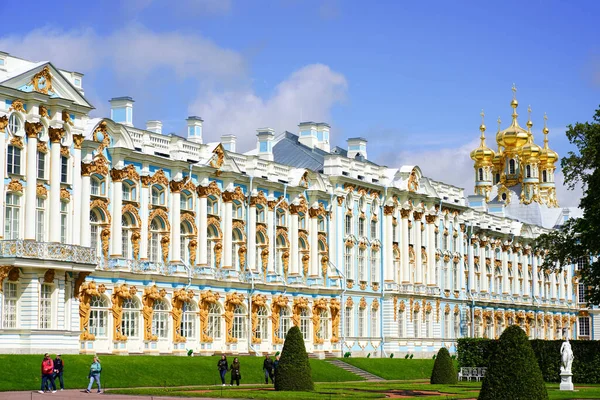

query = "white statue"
[{"left": 560, "top": 336, "right": 574, "bottom": 374}]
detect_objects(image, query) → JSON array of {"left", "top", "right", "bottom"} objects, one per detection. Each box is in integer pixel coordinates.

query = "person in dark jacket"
[
  {"left": 53, "top": 354, "right": 65, "bottom": 391},
  {"left": 39, "top": 353, "right": 56, "bottom": 394},
  {"left": 273, "top": 355, "right": 280, "bottom": 380},
  {"left": 263, "top": 355, "right": 274, "bottom": 384},
  {"left": 217, "top": 355, "right": 228, "bottom": 386},
  {"left": 229, "top": 357, "right": 241, "bottom": 386}
]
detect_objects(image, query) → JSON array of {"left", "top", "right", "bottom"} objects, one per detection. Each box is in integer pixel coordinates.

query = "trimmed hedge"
[
  {"left": 275, "top": 326, "right": 314, "bottom": 391},
  {"left": 458, "top": 337, "right": 600, "bottom": 383},
  {"left": 430, "top": 347, "right": 457, "bottom": 384},
  {"left": 478, "top": 326, "right": 548, "bottom": 400}
]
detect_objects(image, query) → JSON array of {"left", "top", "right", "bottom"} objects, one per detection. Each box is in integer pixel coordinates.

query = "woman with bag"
[
  {"left": 229, "top": 358, "right": 241, "bottom": 386},
  {"left": 85, "top": 356, "right": 102, "bottom": 394},
  {"left": 217, "top": 355, "right": 228, "bottom": 386}
]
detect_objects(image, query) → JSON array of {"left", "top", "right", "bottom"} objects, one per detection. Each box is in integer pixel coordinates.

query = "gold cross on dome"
[
  {"left": 480, "top": 109, "right": 485, "bottom": 124},
  {"left": 497, "top": 116, "right": 502, "bottom": 130},
  {"left": 544, "top": 112, "right": 548, "bottom": 127},
  {"left": 512, "top": 83, "right": 517, "bottom": 99}
]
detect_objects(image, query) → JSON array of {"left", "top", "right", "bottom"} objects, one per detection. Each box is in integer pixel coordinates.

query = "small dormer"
[
  {"left": 109, "top": 97, "right": 134, "bottom": 127},
  {"left": 298, "top": 121, "right": 318, "bottom": 149},
  {"left": 257, "top": 128, "right": 275, "bottom": 161},
  {"left": 0, "top": 51, "right": 8, "bottom": 70},
  {"left": 221, "top": 134, "right": 236, "bottom": 152},
  {"left": 347, "top": 137, "right": 367, "bottom": 160},
  {"left": 186, "top": 116, "right": 203, "bottom": 144}
]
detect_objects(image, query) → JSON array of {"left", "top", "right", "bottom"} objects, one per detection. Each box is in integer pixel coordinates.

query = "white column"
[
  {"left": 383, "top": 208, "right": 394, "bottom": 282},
  {"left": 426, "top": 217, "right": 436, "bottom": 286},
  {"left": 309, "top": 214, "right": 319, "bottom": 276},
  {"left": 71, "top": 135, "right": 83, "bottom": 245},
  {"left": 512, "top": 252, "right": 519, "bottom": 296},
  {"left": 140, "top": 181, "right": 150, "bottom": 259},
  {"left": 523, "top": 253, "right": 531, "bottom": 298},
  {"left": 267, "top": 204, "right": 275, "bottom": 273},
  {"left": 49, "top": 129, "right": 64, "bottom": 243},
  {"left": 223, "top": 198, "right": 232, "bottom": 268},
  {"left": 480, "top": 245, "right": 488, "bottom": 293},
  {"left": 502, "top": 248, "right": 509, "bottom": 294},
  {"left": 171, "top": 187, "right": 181, "bottom": 262},
  {"left": 198, "top": 195, "right": 207, "bottom": 265},
  {"left": 532, "top": 253, "right": 539, "bottom": 297},
  {"left": 110, "top": 172, "right": 123, "bottom": 257},
  {"left": 248, "top": 202, "right": 257, "bottom": 271},
  {"left": 24, "top": 126, "right": 38, "bottom": 240},
  {"left": 550, "top": 271, "right": 557, "bottom": 299},
  {"left": 566, "top": 264, "right": 573, "bottom": 303},
  {"left": 468, "top": 241, "right": 475, "bottom": 292},
  {"left": 80, "top": 172, "right": 91, "bottom": 247},
  {"left": 400, "top": 210, "right": 410, "bottom": 283},
  {"left": 0, "top": 118, "right": 5, "bottom": 237},
  {"left": 289, "top": 210, "right": 298, "bottom": 275},
  {"left": 414, "top": 213, "right": 422, "bottom": 284},
  {"left": 459, "top": 225, "right": 465, "bottom": 290}
]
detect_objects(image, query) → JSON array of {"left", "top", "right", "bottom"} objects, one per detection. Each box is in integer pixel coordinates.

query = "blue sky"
[{"left": 1, "top": 0, "right": 598, "bottom": 206}]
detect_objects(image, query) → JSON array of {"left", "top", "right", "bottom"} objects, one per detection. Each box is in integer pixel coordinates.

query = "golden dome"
[
  {"left": 521, "top": 136, "right": 542, "bottom": 161},
  {"left": 539, "top": 114, "right": 558, "bottom": 165},
  {"left": 471, "top": 111, "right": 495, "bottom": 164},
  {"left": 498, "top": 93, "right": 529, "bottom": 149}
]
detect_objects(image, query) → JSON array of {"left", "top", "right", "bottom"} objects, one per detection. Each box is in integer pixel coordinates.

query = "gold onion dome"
[
  {"left": 520, "top": 106, "right": 542, "bottom": 160},
  {"left": 539, "top": 113, "right": 558, "bottom": 165},
  {"left": 471, "top": 111, "right": 495, "bottom": 164},
  {"left": 498, "top": 87, "right": 529, "bottom": 148}
]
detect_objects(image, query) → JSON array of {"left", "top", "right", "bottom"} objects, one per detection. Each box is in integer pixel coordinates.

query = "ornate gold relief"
[
  {"left": 308, "top": 202, "right": 327, "bottom": 218},
  {"left": 36, "top": 184, "right": 48, "bottom": 198},
  {"left": 48, "top": 127, "right": 65, "bottom": 143},
  {"left": 196, "top": 181, "right": 221, "bottom": 197},
  {"left": 200, "top": 290, "right": 221, "bottom": 342},
  {"left": 101, "top": 228, "right": 110, "bottom": 258},
  {"left": 111, "top": 284, "right": 137, "bottom": 342},
  {"left": 60, "top": 188, "right": 71, "bottom": 201},
  {"left": 224, "top": 292, "right": 245, "bottom": 343},
  {"left": 142, "top": 285, "right": 167, "bottom": 341},
  {"left": 25, "top": 121, "right": 43, "bottom": 138},
  {"left": 78, "top": 281, "right": 106, "bottom": 340},
  {"left": 7, "top": 179, "right": 23, "bottom": 193},
  {"left": 210, "top": 144, "right": 225, "bottom": 169},
  {"left": 171, "top": 288, "right": 195, "bottom": 343},
  {"left": 312, "top": 298, "right": 328, "bottom": 344},
  {"left": 8, "top": 99, "right": 26, "bottom": 113},
  {"left": 29, "top": 66, "right": 53, "bottom": 94},
  {"left": 0, "top": 116, "right": 9, "bottom": 132},
  {"left": 43, "top": 269, "right": 55, "bottom": 284},
  {"left": 9, "top": 136, "right": 23, "bottom": 149},
  {"left": 271, "top": 294, "right": 289, "bottom": 344},
  {"left": 251, "top": 294, "right": 268, "bottom": 344},
  {"left": 292, "top": 297, "right": 309, "bottom": 328},
  {"left": 330, "top": 298, "right": 341, "bottom": 343},
  {"left": 407, "top": 169, "right": 419, "bottom": 192}
]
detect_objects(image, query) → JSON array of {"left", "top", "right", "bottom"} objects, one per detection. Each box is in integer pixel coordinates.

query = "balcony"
[{"left": 0, "top": 240, "right": 97, "bottom": 265}]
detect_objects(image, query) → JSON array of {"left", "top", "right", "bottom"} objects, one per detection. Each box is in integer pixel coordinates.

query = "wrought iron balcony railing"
[{"left": 0, "top": 240, "right": 97, "bottom": 264}]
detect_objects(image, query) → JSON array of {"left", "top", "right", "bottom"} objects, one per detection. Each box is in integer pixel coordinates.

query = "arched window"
[
  {"left": 370, "top": 305, "right": 378, "bottom": 337},
  {"left": 256, "top": 205, "right": 265, "bottom": 223},
  {"left": 149, "top": 217, "right": 167, "bottom": 263},
  {"left": 344, "top": 246, "right": 353, "bottom": 280},
  {"left": 317, "top": 309, "right": 329, "bottom": 341},
  {"left": 122, "top": 181, "right": 136, "bottom": 201},
  {"left": 358, "top": 217, "right": 365, "bottom": 237},
  {"left": 275, "top": 235, "right": 287, "bottom": 275},
  {"left": 526, "top": 165, "right": 531, "bottom": 178},
  {"left": 300, "top": 308, "right": 310, "bottom": 340},
  {"left": 5, "top": 193, "right": 20, "bottom": 239},
  {"left": 232, "top": 229, "right": 244, "bottom": 270},
  {"left": 6, "top": 144, "right": 21, "bottom": 175},
  {"left": 151, "top": 185, "right": 165, "bottom": 206},
  {"left": 122, "top": 213, "right": 136, "bottom": 259},
  {"left": 454, "top": 313, "right": 461, "bottom": 338},
  {"left": 345, "top": 215, "right": 352, "bottom": 236},
  {"left": 121, "top": 297, "right": 141, "bottom": 338},
  {"left": 345, "top": 306, "right": 353, "bottom": 337},
  {"left": 181, "top": 301, "right": 197, "bottom": 340},
  {"left": 232, "top": 305, "right": 246, "bottom": 339},
  {"left": 298, "top": 213, "right": 305, "bottom": 229},
  {"left": 180, "top": 221, "right": 194, "bottom": 264},
  {"left": 298, "top": 237, "right": 308, "bottom": 276},
  {"left": 370, "top": 249, "right": 379, "bottom": 283},
  {"left": 207, "top": 196, "right": 219, "bottom": 215},
  {"left": 358, "top": 248, "right": 366, "bottom": 281},
  {"left": 478, "top": 168, "right": 483, "bottom": 181},
  {"left": 509, "top": 159, "right": 516, "bottom": 175},
  {"left": 207, "top": 224, "right": 220, "bottom": 268},
  {"left": 370, "top": 219, "right": 378, "bottom": 240},
  {"left": 39, "top": 283, "right": 54, "bottom": 329},
  {"left": 207, "top": 303, "right": 222, "bottom": 339},
  {"left": 256, "top": 306, "right": 269, "bottom": 340},
  {"left": 91, "top": 176, "right": 106, "bottom": 196},
  {"left": 256, "top": 232, "right": 266, "bottom": 271},
  {"left": 233, "top": 201, "right": 244, "bottom": 220},
  {"left": 180, "top": 191, "right": 193, "bottom": 211},
  {"left": 318, "top": 215, "right": 325, "bottom": 231},
  {"left": 8, "top": 113, "right": 22, "bottom": 135},
  {"left": 278, "top": 307, "right": 291, "bottom": 339},
  {"left": 542, "top": 170, "right": 547, "bottom": 182},
  {"left": 2, "top": 278, "right": 18, "bottom": 328},
  {"left": 152, "top": 299, "right": 169, "bottom": 339},
  {"left": 276, "top": 209, "right": 286, "bottom": 226},
  {"left": 358, "top": 307, "right": 366, "bottom": 337},
  {"left": 89, "top": 295, "right": 109, "bottom": 338}
]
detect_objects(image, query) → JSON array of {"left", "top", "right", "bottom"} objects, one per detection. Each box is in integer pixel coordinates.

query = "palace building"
[{"left": 0, "top": 51, "right": 595, "bottom": 356}]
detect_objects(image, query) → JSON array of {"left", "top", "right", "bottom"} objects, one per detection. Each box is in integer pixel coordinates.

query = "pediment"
[{"left": 0, "top": 63, "right": 93, "bottom": 108}]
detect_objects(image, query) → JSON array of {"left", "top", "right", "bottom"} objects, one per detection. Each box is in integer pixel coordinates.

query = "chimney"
[
  {"left": 257, "top": 128, "right": 275, "bottom": 161},
  {"left": 186, "top": 116, "right": 203, "bottom": 144},
  {"left": 298, "top": 121, "right": 318, "bottom": 149},
  {"left": 146, "top": 120, "right": 162, "bottom": 134},
  {"left": 221, "top": 134, "right": 236, "bottom": 153},
  {"left": 109, "top": 97, "right": 134, "bottom": 127},
  {"left": 315, "top": 122, "right": 331, "bottom": 152},
  {"left": 347, "top": 137, "right": 368, "bottom": 160}
]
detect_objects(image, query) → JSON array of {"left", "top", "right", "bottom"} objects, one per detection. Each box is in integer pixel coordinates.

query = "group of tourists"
[
  {"left": 216, "top": 354, "right": 280, "bottom": 386},
  {"left": 38, "top": 354, "right": 102, "bottom": 394}
]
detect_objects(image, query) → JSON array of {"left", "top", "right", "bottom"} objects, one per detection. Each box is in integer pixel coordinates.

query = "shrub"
[
  {"left": 430, "top": 347, "right": 457, "bottom": 384},
  {"left": 409, "top": 354, "right": 413, "bottom": 359},
  {"left": 275, "top": 326, "right": 314, "bottom": 391},
  {"left": 457, "top": 338, "right": 498, "bottom": 368},
  {"left": 367, "top": 353, "right": 371, "bottom": 358},
  {"left": 405, "top": 354, "right": 409, "bottom": 359},
  {"left": 343, "top": 352, "right": 351, "bottom": 358},
  {"left": 390, "top": 353, "right": 394, "bottom": 358},
  {"left": 478, "top": 326, "right": 548, "bottom": 400}
]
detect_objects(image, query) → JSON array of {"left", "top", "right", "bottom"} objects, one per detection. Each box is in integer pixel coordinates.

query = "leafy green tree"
[
  {"left": 478, "top": 325, "right": 548, "bottom": 400},
  {"left": 430, "top": 347, "right": 457, "bottom": 384},
  {"left": 535, "top": 106, "right": 600, "bottom": 305},
  {"left": 274, "top": 326, "right": 314, "bottom": 391}
]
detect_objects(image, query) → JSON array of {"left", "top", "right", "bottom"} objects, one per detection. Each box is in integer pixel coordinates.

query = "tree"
[
  {"left": 536, "top": 106, "right": 600, "bottom": 305},
  {"left": 478, "top": 325, "right": 548, "bottom": 400},
  {"left": 430, "top": 347, "right": 457, "bottom": 384},
  {"left": 274, "top": 326, "right": 314, "bottom": 391}
]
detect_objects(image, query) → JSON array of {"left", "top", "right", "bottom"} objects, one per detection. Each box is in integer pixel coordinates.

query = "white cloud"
[
  {"left": 123, "top": 0, "right": 232, "bottom": 15},
  {"left": 189, "top": 64, "right": 348, "bottom": 151}
]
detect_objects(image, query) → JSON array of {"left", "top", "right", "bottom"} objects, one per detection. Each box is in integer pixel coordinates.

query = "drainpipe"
[
  {"left": 379, "top": 185, "right": 387, "bottom": 358},
  {"left": 246, "top": 176, "right": 259, "bottom": 355},
  {"left": 271, "top": 184, "right": 288, "bottom": 277},
  {"left": 466, "top": 223, "right": 475, "bottom": 337},
  {"left": 183, "top": 166, "right": 194, "bottom": 290}
]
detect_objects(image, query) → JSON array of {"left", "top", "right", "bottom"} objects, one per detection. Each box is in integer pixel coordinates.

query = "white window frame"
[
  {"left": 152, "top": 299, "right": 169, "bottom": 339},
  {"left": 6, "top": 145, "right": 21, "bottom": 175},
  {"left": 36, "top": 197, "right": 45, "bottom": 242},
  {"left": 121, "top": 297, "right": 139, "bottom": 338},
  {"left": 39, "top": 283, "right": 53, "bottom": 329},
  {"left": 5, "top": 193, "right": 20, "bottom": 239},
  {"left": 2, "top": 281, "right": 18, "bottom": 329}
]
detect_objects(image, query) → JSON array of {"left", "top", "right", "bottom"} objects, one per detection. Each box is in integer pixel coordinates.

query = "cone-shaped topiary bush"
[
  {"left": 431, "top": 347, "right": 458, "bottom": 384},
  {"left": 274, "top": 326, "right": 314, "bottom": 391},
  {"left": 478, "top": 325, "right": 548, "bottom": 400}
]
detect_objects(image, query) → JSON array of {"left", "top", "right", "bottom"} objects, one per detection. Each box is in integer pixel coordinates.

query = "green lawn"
[
  {"left": 108, "top": 381, "right": 600, "bottom": 400},
  {"left": 340, "top": 358, "right": 439, "bottom": 380},
  {"left": 0, "top": 355, "right": 361, "bottom": 391}
]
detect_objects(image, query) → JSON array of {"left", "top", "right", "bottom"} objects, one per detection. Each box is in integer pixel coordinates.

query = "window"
[
  {"left": 37, "top": 151, "right": 46, "bottom": 179},
  {"left": 478, "top": 168, "right": 483, "bottom": 181},
  {"left": 317, "top": 310, "right": 329, "bottom": 341},
  {"left": 152, "top": 299, "right": 169, "bottom": 339},
  {"left": 122, "top": 214, "right": 135, "bottom": 259},
  {"left": 278, "top": 307, "right": 291, "bottom": 339},
  {"left": 345, "top": 306, "right": 353, "bottom": 337},
  {"left": 181, "top": 301, "right": 196, "bottom": 339},
  {"left": 454, "top": 314, "right": 461, "bottom": 338},
  {"left": 5, "top": 193, "right": 20, "bottom": 239},
  {"left": 358, "top": 248, "right": 366, "bottom": 281},
  {"left": 39, "top": 283, "right": 53, "bottom": 329},
  {"left": 318, "top": 216, "right": 325, "bottom": 231},
  {"left": 60, "top": 202, "right": 68, "bottom": 243},
  {"left": 123, "top": 182, "right": 136, "bottom": 201},
  {"left": 398, "top": 309, "right": 405, "bottom": 337},
  {"left": 232, "top": 229, "right": 244, "bottom": 270},
  {"left": 149, "top": 218, "right": 166, "bottom": 263},
  {"left": 232, "top": 305, "right": 246, "bottom": 339},
  {"left": 60, "top": 156, "right": 68, "bottom": 183},
  {"left": 257, "top": 206, "right": 265, "bottom": 223},
  {"left": 298, "top": 213, "right": 305, "bottom": 229},
  {"left": 371, "top": 250, "right": 379, "bottom": 283},
  {"left": 207, "top": 224, "right": 219, "bottom": 268},
  {"left": 579, "top": 317, "right": 590, "bottom": 337},
  {"left": 275, "top": 235, "right": 287, "bottom": 275},
  {"left": 90, "top": 209, "right": 107, "bottom": 257},
  {"left": 256, "top": 306, "right": 269, "bottom": 340},
  {"left": 542, "top": 170, "right": 547, "bottom": 182},
  {"left": 180, "top": 192, "right": 192, "bottom": 211},
  {"left": 358, "top": 217, "right": 365, "bottom": 237},
  {"left": 8, "top": 114, "right": 22, "bottom": 135},
  {"left": 344, "top": 246, "right": 353, "bottom": 279},
  {"left": 233, "top": 201, "right": 244, "bottom": 219},
  {"left": 446, "top": 313, "right": 452, "bottom": 339},
  {"left": 208, "top": 196, "right": 218, "bottom": 215},
  {"left": 2, "top": 281, "right": 18, "bottom": 328},
  {"left": 526, "top": 165, "right": 531, "bottom": 178},
  {"left": 121, "top": 298, "right": 140, "bottom": 338},
  {"left": 7, "top": 145, "right": 21, "bottom": 175},
  {"left": 36, "top": 197, "right": 45, "bottom": 242},
  {"left": 300, "top": 308, "right": 310, "bottom": 340},
  {"left": 151, "top": 186, "right": 165, "bottom": 206},
  {"left": 414, "top": 312, "right": 420, "bottom": 338},
  {"left": 207, "top": 303, "right": 222, "bottom": 339},
  {"left": 370, "top": 307, "right": 378, "bottom": 337},
  {"left": 578, "top": 284, "right": 586, "bottom": 304},
  {"left": 345, "top": 215, "right": 352, "bottom": 236},
  {"left": 91, "top": 177, "right": 103, "bottom": 196},
  {"left": 509, "top": 159, "right": 516, "bottom": 174},
  {"left": 370, "top": 220, "right": 377, "bottom": 239},
  {"left": 89, "top": 296, "right": 109, "bottom": 337},
  {"left": 276, "top": 209, "right": 285, "bottom": 226}
]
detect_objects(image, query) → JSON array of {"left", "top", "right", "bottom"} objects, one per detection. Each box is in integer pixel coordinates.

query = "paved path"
[{"left": 0, "top": 389, "right": 237, "bottom": 400}]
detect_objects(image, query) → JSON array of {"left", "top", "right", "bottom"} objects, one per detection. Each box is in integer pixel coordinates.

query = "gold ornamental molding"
[
  {"left": 312, "top": 298, "right": 329, "bottom": 344},
  {"left": 271, "top": 295, "right": 289, "bottom": 344},
  {"left": 9, "top": 136, "right": 24, "bottom": 149},
  {"left": 82, "top": 154, "right": 110, "bottom": 177},
  {"left": 48, "top": 127, "right": 64, "bottom": 143},
  {"left": 209, "top": 144, "right": 225, "bottom": 169},
  {"left": 330, "top": 298, "right": 341, "bottom": 343},
  {"left": 224, "top": 292, "right": 245, "bottom": 343},
  {"left": 78, "top": 281, "right": 106, "bottom": 340},
  {"left": 250, "top": 294, "right": 268, "bottom": 344},
  {"left": 8, "top": 99, "right": 26, "bottom": 113},
  {"left": 0, "top": 116, "right": 8, "bottom": 132},
  {"left": 25, "top": 121, "right": 43, "bottom": 138},
  {"left": 29, "top": 66, "right": 54, "bottom": 94},
  {"left": 0, "top": 266, "right": 19, "bottom": 291},
  {"left": 222, "top": 186, "right": 246, "bottom": 203},
  {"left": 111, "top": 284, "right": 138, "bottom": 342},
  {"left": 249, "top": 190, "right": 267, "bottom": 207},
  {"left": 7, "top": 179, "right": 23, "bottom": 194},
  {"left": 292, "top": 297, "right": 310, "bottom": 328},
  {"left": 171, "top": 288, "right": 195, "bottom": 343},
  {"left": 200, "top": 290, "right": 221, "bottom": 343},
  {"left": 196, "top": 180, "right": 221, "bottom": 197},
  {"left": 36, "top": 184, "right": 48, "bottom": 198},
  {"left": 60, "top": 188, "right": 71, "bottom": 201},
  {"left": 142, "top": 285, "right": 167, "bottom": 341}
]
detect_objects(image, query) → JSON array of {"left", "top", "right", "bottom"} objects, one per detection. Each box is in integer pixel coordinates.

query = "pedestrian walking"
[
  {"left": 53, "top": 354, "right": 65, "bottom": 391},
  {"left": 273, "top": 354, "right": 280, "bottom": 379},
  {"left": 217, "top": 355, "right": 228, "bottom": 386},
  {"left": 39, "top": 353, "right": 56, "bottom": 394},
  {"left": 229, "top": 357, "right": 241, "bottom": 386},
  {"left": 85, "top": 356, "right": 102, "bottom": 394},
  {"left": 263, "top": 354, "right": 274, "bottom": 384}
]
